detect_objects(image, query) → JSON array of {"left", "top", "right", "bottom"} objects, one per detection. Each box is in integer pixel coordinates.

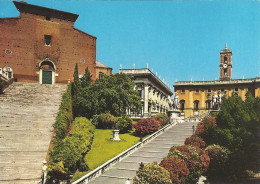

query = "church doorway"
[{"left": 39, "top": 59, "right": 56, "bottom": 84}]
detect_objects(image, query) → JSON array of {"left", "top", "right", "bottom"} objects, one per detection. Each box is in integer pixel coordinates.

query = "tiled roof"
[{"left": 95, "top": 61, "right": 111, "bottom": 69}]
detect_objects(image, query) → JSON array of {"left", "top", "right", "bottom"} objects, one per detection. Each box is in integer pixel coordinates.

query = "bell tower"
[{"left": 220, "top": 43, "right": 232, "bottom": 81}]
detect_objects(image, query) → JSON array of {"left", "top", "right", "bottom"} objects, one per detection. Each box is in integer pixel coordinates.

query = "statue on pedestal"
[
  {"left": 173, "top": 92, "right": 179, "bottom": 110},
  {"left": 112, "top": 121, "right": 120, "bottom": 141},
  {"left": 212, "top": 91, "right": 218, "bottom": 110}
]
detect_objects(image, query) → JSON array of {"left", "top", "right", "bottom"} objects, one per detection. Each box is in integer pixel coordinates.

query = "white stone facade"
[{"left": 119, "top": 68, "right": 173, "bottom": 119}]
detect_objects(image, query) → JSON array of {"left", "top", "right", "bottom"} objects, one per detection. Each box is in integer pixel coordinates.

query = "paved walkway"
[
  {"left": 89, "top": 120, "right": 199, "bottom": 184},
  {"left": 0, "top": 82, "right": 66, "bottom": 184}
]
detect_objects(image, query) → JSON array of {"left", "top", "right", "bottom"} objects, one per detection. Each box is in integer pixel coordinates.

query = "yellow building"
[{"left": 174, "top": 44, "right": 260, "bottom": 118}]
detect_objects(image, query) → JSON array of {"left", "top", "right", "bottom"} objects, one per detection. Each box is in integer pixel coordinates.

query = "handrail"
[{"left": 72, "top": 121, "right": 176, "bottom": 184}]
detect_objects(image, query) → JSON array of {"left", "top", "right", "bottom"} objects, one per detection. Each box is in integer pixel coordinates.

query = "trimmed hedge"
[
  {"left": 47, "top": 85, "right": 95, "bottom": 182},
  {"left": 48, "top": 117, "right": 95, "bottom": 182},
  {"left": 53, "top": 84, "right": 73, "bottom": 140}
]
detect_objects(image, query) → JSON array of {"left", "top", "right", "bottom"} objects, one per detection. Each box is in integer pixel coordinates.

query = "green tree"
[
  {"left": 80, "top": 67, "right": 92, "bottom": 88},
  {"left": 199, "top": 95, "right": 260, "bottom": 180},
  {"left": 72, "top": 64, "right": 81, "bottom": 99},
  {"left": 74, "top": 73, "right": 142, "bottom": 118},
  {"left": 133, "top": 163, "right": 172, "bottom": 184}
]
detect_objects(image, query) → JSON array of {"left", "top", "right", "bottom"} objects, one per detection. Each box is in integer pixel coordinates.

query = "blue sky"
[{"left": 1, "top": 0, "right": 260, "bottom": 90}]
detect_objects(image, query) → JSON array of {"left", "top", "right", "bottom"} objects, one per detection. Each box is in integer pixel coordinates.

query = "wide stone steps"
[
  {"left": 89, "top": 121, "right": 198, "bottom": 184},
  {"left": 0, "top": 82, "right": 66, "bottom": 184}
]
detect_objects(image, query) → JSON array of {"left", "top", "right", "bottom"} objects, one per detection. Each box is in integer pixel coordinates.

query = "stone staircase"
[
  {"left": 88, "top": 120, "right": 199, "bottom": 184},
  {"left": 0, "top": 82, "right": 66, "bottom": 184}
]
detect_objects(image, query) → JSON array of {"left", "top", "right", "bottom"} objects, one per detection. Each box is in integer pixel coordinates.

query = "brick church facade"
[{"left": 0, "top": 1, "right": 111, "bottom": 84}]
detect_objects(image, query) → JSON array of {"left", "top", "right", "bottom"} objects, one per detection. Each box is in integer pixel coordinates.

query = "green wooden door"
[{"left": 42, "top": 70, "right": 52, "bottom": 84}]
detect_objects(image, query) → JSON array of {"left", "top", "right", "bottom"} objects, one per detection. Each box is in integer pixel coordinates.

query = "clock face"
[{"left": 223, "top": 64, "right": 228, "bottom": 68}]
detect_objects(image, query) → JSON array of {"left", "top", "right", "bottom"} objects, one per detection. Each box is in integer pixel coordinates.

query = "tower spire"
[{"left": 225, "top": 42, "right": 228, "bottom": 49}]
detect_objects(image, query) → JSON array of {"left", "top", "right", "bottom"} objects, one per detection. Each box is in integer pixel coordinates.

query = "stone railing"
[{"left": 72, "top": 122, "right": 176, "bottom": 184}]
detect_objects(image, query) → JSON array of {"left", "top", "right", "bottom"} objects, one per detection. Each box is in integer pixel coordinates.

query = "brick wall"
[{"left": 0, "top": 11, "right": 97, "bottom": 84}]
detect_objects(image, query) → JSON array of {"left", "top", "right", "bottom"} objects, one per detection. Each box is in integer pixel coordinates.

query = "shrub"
[
  {"left": 133, "top": 163, "right": 172, "bottom": 184},
  {"left": 205, "top": 144, "right": 230, "bottom": 179},
  {"left": 159, "top": 157, "right": 189, "bottom": 184},
  {"left": 116, "top": 115, "right": 133, "bottom": 133},
  {"left": 48, "top": 117, "right": 95, "bottom": 182},
  {"left": 195, "top": 116, "right": 216, "bottom": 144},
  {"left": 47, "top": 161, "right": 69, "bottom": 182},
  {"left": 185, "top": 135, "right": 206, "bottom": 149},
  {"left": 92, "top": 113, "right": 116, "bottom": 129},
  {"left": 168, "top": 145, "right": 210, "bottom": 183},
  {"left": 151, "top": 116, "right": 165, "bottom": 127},
  {"left": 53, "top": 84, "right": 73, "bottom": 140},
  {"left": 133, "top": 118, "right": 160, "bottom": 136},
  {"left": 154, "top": 113, "right": 170, "bottom": 124}
]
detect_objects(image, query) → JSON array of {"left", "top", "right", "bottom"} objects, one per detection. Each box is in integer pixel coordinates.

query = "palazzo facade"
[
  {"left": 174, "top": 44, "right": 260, "bottom": 118},
  {"left": 0, "top": 1, "right": 111, "bottom": 84},
  {"left": 120, "top": 68, "right": 173, "bottom": 119}
]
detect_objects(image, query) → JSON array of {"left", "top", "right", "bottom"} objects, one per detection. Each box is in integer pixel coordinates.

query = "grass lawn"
[{"left": 71, "top": 129, "right": 140, "bottom": 182}]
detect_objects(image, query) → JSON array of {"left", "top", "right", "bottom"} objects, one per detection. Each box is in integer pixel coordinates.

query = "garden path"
[{"left": 89, "top": 120, "right": 199, "bottom": 184}]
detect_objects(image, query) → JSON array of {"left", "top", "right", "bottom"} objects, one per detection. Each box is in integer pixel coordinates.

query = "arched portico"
[{"left": 39, "top": 59, "right": 57, "bottom": 84}]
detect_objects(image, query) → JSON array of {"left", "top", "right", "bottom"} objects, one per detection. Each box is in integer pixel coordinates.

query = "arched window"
[
  {"left": 194, "top": 100, "right": 199, "bottom": 110},
  {"left": 224, "top": 56, "right": 227, "bottom": 64},
  {"left": 180, "top": 100, "right": 185, "bottom": 111}
]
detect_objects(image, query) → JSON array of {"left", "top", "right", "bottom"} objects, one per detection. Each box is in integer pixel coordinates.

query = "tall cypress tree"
[
  {"left": 80, "top": 67, "right": 92, "bottom": 88},
  {"left": 72, "top": 64, "right": 81, "bottom": 98}
]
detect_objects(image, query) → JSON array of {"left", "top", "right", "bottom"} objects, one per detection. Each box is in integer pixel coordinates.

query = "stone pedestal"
[
  {"left": 169, "top": 110, "right": 184, "bottom": 123},
  {"left": 112, "top": 129, "right": 120, "bottom": 141}
]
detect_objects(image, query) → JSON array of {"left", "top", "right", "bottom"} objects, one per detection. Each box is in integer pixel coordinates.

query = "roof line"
[{"left": 73, "top": 28, "right": 97, "bottom": 39}]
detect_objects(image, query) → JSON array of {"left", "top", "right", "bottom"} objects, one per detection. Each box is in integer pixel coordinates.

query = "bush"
[
  {"left": 116, "top": 115, "right": 133, "bottom": 133},
  {"left": 167, "top": 145, "right": 210, "bottom": 183},
  {"left": 133, "top": 163, "right": 172, "bottom": 184},
  {"left": 47, "top": 161, "right": 69, "bottom": 182},
  {"left": 154, "top": 113, "right": 170, "bottom": 124},
  {"left": 48, "top": 117, "right": 95, "bottom": 182},
  {"left": 185, "top": 135, "right": 206, "bottom": 149},
  {"left": 53, "top": 84, "right": 73, "bottom": 140},
  {"left": 133, "top": 118, "right": 161, "bottom": 136},
  {"left": 92, "top": 113, "right": 116, "bottom": 129},
  {"left": 205, "top": 144, "right": 230, "bottom": 179},
  {"left": 151, "top": 116, "right": 165, "bottom": 127},
  {"left": 195, "top": 117, "right": 216, "bottom": 144},
  {"left": 160, "top": 157, "right": 189, "bottom": 184}
]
